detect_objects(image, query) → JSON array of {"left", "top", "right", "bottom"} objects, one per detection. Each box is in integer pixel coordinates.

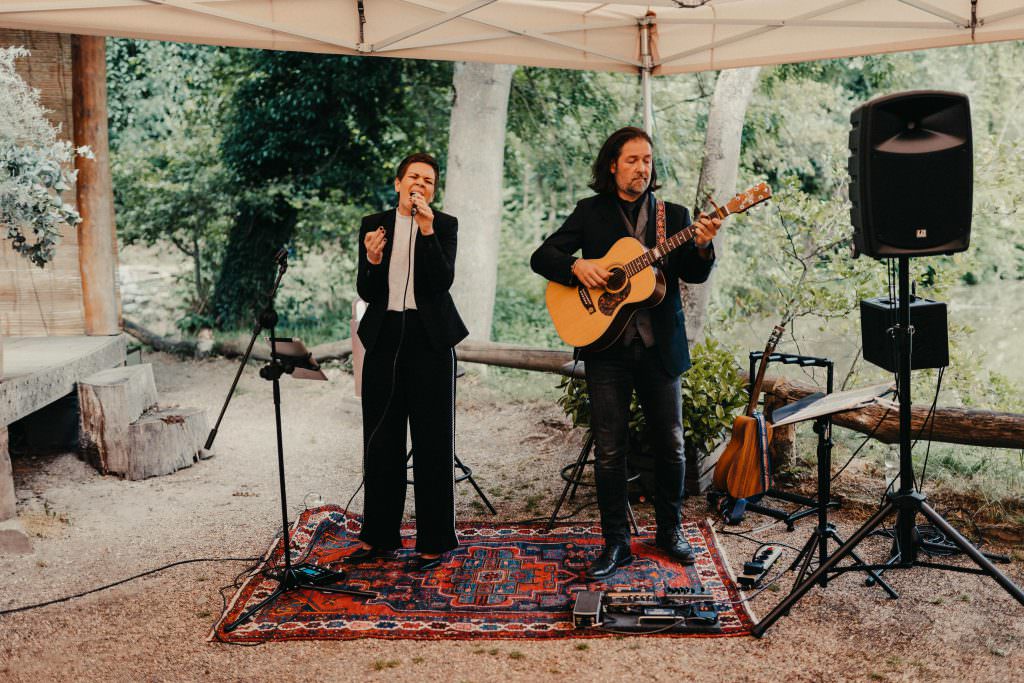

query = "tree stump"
[
  {"left": 78, "top": 364, "right": 158, "bottom": 474},
  {"left": 125, "top": 406, "right": 209, "bottom": 480}
]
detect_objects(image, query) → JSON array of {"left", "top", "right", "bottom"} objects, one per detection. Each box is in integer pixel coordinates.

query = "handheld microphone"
[{"left": 410, "top": 191, "right": 419, "bottom": 216}]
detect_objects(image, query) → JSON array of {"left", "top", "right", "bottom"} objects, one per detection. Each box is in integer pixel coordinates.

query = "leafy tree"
[
  {"left": 108, "top": 38, "right": 234, "bottom": 328},
  {"left": 0, "top": 47, "right": 88, "bottom": 267},
  {"left": 210, "top": 51, "right": 453, "bottom": 329}
]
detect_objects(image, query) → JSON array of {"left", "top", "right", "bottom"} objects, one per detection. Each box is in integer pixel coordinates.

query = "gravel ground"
[{"left": 1, "top": 352, "right": 1022, "bottom": 683}]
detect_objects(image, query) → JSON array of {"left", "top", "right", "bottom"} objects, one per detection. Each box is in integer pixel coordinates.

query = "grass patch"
[{"left": 372, "top": 660, "right": 401, "bottom": 671}]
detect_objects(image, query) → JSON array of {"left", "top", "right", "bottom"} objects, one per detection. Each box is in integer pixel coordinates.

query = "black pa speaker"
[{"left": 849, "top": 91, "right": 972, "bottom": 258}]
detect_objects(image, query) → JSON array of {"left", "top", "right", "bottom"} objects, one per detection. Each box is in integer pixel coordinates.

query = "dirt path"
[{"left": 1, "top": 353, "right": 1021, "bottom": 682}]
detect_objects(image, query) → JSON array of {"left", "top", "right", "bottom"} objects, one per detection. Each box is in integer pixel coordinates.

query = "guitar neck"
[
  {"left": 621, "top": 204, "right": 730, "bottom": 278},
  {"left": 746, "top": 325, "right": 785, "bottom": 416}
]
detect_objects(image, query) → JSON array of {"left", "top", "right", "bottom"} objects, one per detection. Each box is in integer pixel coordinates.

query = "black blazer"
[
  {"left": 530, "top": 192, "right": 715, "bottom": 376},
  {"left": 357, "top": 209, "right": 469, "bottom": 352}
]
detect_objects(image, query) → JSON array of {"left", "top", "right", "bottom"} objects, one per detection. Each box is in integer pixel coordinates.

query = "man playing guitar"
[{"left": 531, "top": 127, "right": 721, "bottom": 580}]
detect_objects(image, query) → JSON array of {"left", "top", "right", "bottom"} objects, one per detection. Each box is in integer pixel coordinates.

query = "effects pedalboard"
[{"left": 572, "top": 586, "right": 721, "bottom": 634}]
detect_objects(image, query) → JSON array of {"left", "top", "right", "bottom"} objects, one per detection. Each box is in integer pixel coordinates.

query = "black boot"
[
  {"left": 586, "top": 544, "right": 633, "bottom": 580},
  {"left": 655, "top": 527, "right": 696, "bottom": 565}
]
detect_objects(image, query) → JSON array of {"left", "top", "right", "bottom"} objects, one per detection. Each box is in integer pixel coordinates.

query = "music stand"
[
  {"left": 769, "top": 382, "right": 898, "bottom": 599},
  {"left": 221, "top": 335, "right": 375, "bottom": 632}
]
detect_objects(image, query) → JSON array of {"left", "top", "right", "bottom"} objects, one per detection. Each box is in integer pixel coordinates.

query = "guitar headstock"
[{"left": 725, "top": 182, "right": 772, "bottom": 215}]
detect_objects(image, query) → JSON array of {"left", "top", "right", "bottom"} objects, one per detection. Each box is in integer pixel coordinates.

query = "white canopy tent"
[
  {"left": 0, "top": 1, "right": 1022, "bottom": 73},
  {"left": 4, "top": 1, "right": 1024, "bottom": 128}
]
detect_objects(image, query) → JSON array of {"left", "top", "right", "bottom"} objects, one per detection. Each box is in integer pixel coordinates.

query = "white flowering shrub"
[{"left": 0, "top": 46, "right": 90, "bottom": 267}]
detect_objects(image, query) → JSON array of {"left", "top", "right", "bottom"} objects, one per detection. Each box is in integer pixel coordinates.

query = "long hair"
[{"left": 588, "top": 127, "right": 660, "bottom": 196}]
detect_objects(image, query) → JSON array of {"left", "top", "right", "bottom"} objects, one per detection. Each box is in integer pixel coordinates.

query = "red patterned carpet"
[{"left": 213, "top": 505, "right": 754, "bottom": 642}]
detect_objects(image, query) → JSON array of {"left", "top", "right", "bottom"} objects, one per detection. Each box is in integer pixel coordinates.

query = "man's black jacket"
[{"left": 530, "top": 192, "right": 714, "bottom": 376}]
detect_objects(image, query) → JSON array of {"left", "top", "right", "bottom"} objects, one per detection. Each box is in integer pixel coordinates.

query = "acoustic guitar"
[
  {"left": 712, "top": 323, "right": 784, "bottom": 500},
  {"left": 544, "top": 183, "right": 771, "bottom": 351}
]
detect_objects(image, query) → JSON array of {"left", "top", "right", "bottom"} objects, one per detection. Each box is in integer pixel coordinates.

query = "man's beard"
[{"left": 619, "top": 177, "right": 649, "bottom": 197}]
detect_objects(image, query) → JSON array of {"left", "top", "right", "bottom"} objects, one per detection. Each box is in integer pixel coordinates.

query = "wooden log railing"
[{"left": 122, "top": 320, "right": 1024, "bottom": 450}]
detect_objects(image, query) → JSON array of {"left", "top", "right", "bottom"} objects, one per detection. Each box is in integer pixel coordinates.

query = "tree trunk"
[
  {"left": 444, "top": 61, "right": 515, "bottom": 341},
  {"left": 682, "top": 67, "right": 761, "bottom": 345},
  {"left": 210, "top": 194, "right": 296, "bottom": 330}
]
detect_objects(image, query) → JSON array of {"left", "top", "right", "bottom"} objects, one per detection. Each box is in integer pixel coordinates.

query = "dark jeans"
[
  {"left": 584, "top": 340, "right": 685, "bottom": 547},
  {"left": 359, "top": 311, "right": 459, "bottom": 555}
]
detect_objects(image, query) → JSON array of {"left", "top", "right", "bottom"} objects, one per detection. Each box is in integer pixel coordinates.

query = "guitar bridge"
[{"left": 577, "top": 285, "right": 596, "bottom": 314}]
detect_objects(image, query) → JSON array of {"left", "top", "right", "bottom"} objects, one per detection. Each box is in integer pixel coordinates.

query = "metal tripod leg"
[
  {"left": 546, "top": 433, "right": 640, "bottom": 533},
  {"left": 453, "top": 453, "right": 496, "bottom": 515},
  {"left": 547, "top": 434, "right": 593, "bottom": 530},
  {"left": 919, "top": 501, "right": 1024, "bottom": 605},
  {"left": 752, "top": 499, "right": 897, "bottom": 637},
  {"left": 406, "top": 449, "right": 496, "bottom": 515}
]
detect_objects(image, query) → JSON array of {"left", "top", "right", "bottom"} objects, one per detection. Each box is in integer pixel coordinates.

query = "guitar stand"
[
  {"left": 735, "top": 352, "right": 840, "bottom": 530},
  {"left": 547, "top": 432, "right": 640, "bottom": 533}
]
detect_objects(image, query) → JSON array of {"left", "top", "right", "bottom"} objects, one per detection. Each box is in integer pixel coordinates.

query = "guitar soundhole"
[{"left": 605, "top": 267, "right": 627, "bottom": 293}]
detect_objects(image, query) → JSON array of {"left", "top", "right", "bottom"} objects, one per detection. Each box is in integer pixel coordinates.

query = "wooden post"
[{"left": 72, "top": 34, "right": 120, "bottom": 336}]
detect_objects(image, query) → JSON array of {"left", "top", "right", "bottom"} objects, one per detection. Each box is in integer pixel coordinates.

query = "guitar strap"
[{"left": 655, "top": 199, "right": 667, "bottom": 247}]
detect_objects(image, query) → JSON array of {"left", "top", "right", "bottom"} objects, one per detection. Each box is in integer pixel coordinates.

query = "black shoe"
[
  {"left": 411, "top": 554, "right": 444, "bottom": 572},
  {"left": 586, "top": 544, "right": 633, "bottom": 580},
  {"left": 656, "top": 527, "right": 696, "bottom": 565},
  {"left": 346, "top": 546, "right": 392, "bottom": 564}
]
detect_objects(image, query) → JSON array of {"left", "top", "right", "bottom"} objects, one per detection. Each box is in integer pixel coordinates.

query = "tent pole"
[{"left": 640, "top": 16, "right": 654, "bottom": 135}]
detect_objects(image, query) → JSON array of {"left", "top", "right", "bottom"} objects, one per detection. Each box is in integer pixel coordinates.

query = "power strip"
[{"left": 737, "top": 545, "right": 783, "bottom": 589}]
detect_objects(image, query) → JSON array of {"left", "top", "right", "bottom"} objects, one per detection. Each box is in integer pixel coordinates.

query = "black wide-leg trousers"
[{"left": 359, "top": 310, "right": 458, "bottom": 555}]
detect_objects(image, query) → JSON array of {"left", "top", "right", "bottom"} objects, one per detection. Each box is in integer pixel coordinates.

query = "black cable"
[
  {"left": 915, "top": 366, "right": 944, "bottom": 492},
  {"left": 504, "top": 499, "right": 599, "bottom": 526},
  {"left": 0, "top": 557, "right": 258, "bottom": 617},
  {"left": 710, "top": 523, "right": 802, "bottom": 553}
]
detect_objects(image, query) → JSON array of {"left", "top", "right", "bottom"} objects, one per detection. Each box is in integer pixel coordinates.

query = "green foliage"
[
  {"left": 0, "top": 47, "right": 87, "bottom": 267},
  {"left": 113, "top": 120, "right": 233, "bottom": 328},
  {"left": 211, "top": 51, "right": 453, "bottom": 328},
  {"left": 680, "top": 338, "right": 749, "bottom": 454},
  {"left": 556, "top": 337, "right": 747, "bottom": 455},
  {"left": 220, "top": 51, "right": 452, "bottom": 203}
]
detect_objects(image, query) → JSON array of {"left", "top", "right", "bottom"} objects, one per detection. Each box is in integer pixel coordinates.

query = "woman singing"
[{"left": 349, "top": 153, "right": 468, "bottom": 571}]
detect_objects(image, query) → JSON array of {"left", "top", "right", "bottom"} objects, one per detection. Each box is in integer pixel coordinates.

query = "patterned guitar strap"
[{"left": 655, "top": 198, "right": 667, "bottom": 262}]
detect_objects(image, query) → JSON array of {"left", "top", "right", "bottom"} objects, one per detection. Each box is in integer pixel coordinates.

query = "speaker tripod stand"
[{"left": 753, "top": 257, "right": 1024, "bottom": 637}]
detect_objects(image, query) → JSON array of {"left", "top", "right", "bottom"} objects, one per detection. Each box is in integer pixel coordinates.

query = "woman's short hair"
[{"left": 396, "top": 152, "right": 440, "bottom": 182}]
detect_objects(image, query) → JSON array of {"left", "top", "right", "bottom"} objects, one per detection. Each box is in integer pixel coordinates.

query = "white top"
[{"left": 386, "top": 210, "right": 418, "bottom": 311}]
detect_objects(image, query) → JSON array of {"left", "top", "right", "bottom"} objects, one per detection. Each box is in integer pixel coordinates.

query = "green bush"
[{"left": 556, "top": 337, "right": 748, "bottom": 454}]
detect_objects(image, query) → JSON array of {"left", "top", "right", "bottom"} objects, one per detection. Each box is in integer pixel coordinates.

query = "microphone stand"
[{"left": 220, "top": 248, "right": 374, "bottom": 634}]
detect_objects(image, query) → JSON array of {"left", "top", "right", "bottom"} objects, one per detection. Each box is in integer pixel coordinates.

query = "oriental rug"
[{"left": 212, "top": 505, "right": 753, "bottom": 642}]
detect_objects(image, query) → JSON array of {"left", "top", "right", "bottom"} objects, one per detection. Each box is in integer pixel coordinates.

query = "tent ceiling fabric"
[{"left": 0, "top": 0, "right": 1022, "bottom": 74}]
